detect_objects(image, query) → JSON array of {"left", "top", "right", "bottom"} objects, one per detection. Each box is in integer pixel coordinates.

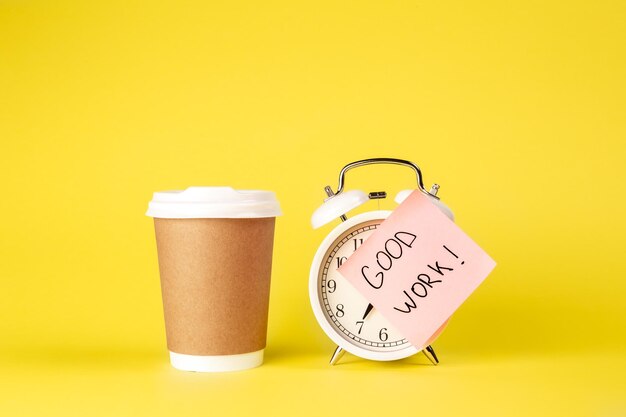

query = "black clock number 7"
[{"left": 355, "top": 320, "right": 364, "bottom": 334}]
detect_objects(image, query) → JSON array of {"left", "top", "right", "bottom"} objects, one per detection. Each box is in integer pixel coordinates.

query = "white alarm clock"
[{"left": 309, "top": 158, "right": 455, "bottom": 365}]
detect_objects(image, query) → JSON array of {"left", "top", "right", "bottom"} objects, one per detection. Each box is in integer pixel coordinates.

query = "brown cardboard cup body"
[{"left": 154, "top": 217, "right": 275, "bottom": 360}]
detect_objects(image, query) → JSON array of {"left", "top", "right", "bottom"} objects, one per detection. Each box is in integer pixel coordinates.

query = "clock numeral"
[
  {"left": 353, "top": 238, "right": 364, "bottom": 252},
  {"left": 379, "top": 328, "right": 388, "bottom": 342},
  {"left": 327, "top": 279, "right": 336, "bottom": 293},
  {"left": 336, "top": 256, "right": 347, "bottom": 269},
  {"left": 335, "top": 304, "right": 345, "bottom": 318},
  {"left": 356, "top": 320, "right": 364, "bottom": 334}
]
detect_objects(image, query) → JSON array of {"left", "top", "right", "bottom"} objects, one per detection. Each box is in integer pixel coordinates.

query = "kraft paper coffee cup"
[{"left": 146, "top": 187, "right": 281, "bottom": 372}]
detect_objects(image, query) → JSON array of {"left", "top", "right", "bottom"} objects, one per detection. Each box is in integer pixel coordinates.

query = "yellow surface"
[{"left": 1, "top": 1, "right": 625, "bottom": 416}]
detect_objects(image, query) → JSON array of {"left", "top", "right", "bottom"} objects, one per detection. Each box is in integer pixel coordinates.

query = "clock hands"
[{"left": 362, "top": 303, "right": 374, "bottom": 320}]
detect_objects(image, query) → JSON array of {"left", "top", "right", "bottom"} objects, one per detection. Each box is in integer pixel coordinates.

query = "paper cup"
[{"left": 146, "top": 187, "right": 281, "bottom": 372}]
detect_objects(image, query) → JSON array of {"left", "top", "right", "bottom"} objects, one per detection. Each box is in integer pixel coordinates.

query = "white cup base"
[{"left": 169, "top": 350, "right": 264, "bottom": 372}]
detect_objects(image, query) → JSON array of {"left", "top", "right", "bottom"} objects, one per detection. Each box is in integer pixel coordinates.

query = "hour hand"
[{"left": 362, "top": 303, "right": 374, "bottom": 320}]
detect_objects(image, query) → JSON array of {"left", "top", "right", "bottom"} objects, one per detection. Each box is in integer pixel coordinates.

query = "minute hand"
[{"left": 362, "top": 303, "right": 374, "bottom": 320}]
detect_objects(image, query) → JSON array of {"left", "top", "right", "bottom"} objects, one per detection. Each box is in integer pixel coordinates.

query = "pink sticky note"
[{"left": 338, "top": 190, "right": 496, "bottom": 350}]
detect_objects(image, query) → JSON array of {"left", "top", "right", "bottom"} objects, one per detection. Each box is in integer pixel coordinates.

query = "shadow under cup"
[{"left": 146, "top": 187, "right": 281, "bottom": 372}]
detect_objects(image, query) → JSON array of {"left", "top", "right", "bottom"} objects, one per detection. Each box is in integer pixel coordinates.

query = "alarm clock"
[{"left": 308, "top": 158, "right": 455, "bottom": 365}]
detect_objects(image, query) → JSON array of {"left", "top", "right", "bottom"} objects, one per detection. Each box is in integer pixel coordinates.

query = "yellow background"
[{"left": 1, "top": 1, "right": 625, "bottom": 416}]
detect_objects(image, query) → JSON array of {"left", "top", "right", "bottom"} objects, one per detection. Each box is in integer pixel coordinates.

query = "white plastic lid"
[{"left": 146, "top": 186, "right": 282, "bottom": 219}]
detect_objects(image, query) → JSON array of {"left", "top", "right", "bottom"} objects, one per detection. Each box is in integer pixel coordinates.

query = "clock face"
[{"left": 312, "top": 213, "right": 415, "bottom": 358}]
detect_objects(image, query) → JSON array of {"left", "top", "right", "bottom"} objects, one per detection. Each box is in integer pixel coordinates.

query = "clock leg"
[
  {"left": 422, "top": 345, "right": 439, "bottom": 365},
  {"left": 329, "top": 346, "right": 345, "bottom": 365}
]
